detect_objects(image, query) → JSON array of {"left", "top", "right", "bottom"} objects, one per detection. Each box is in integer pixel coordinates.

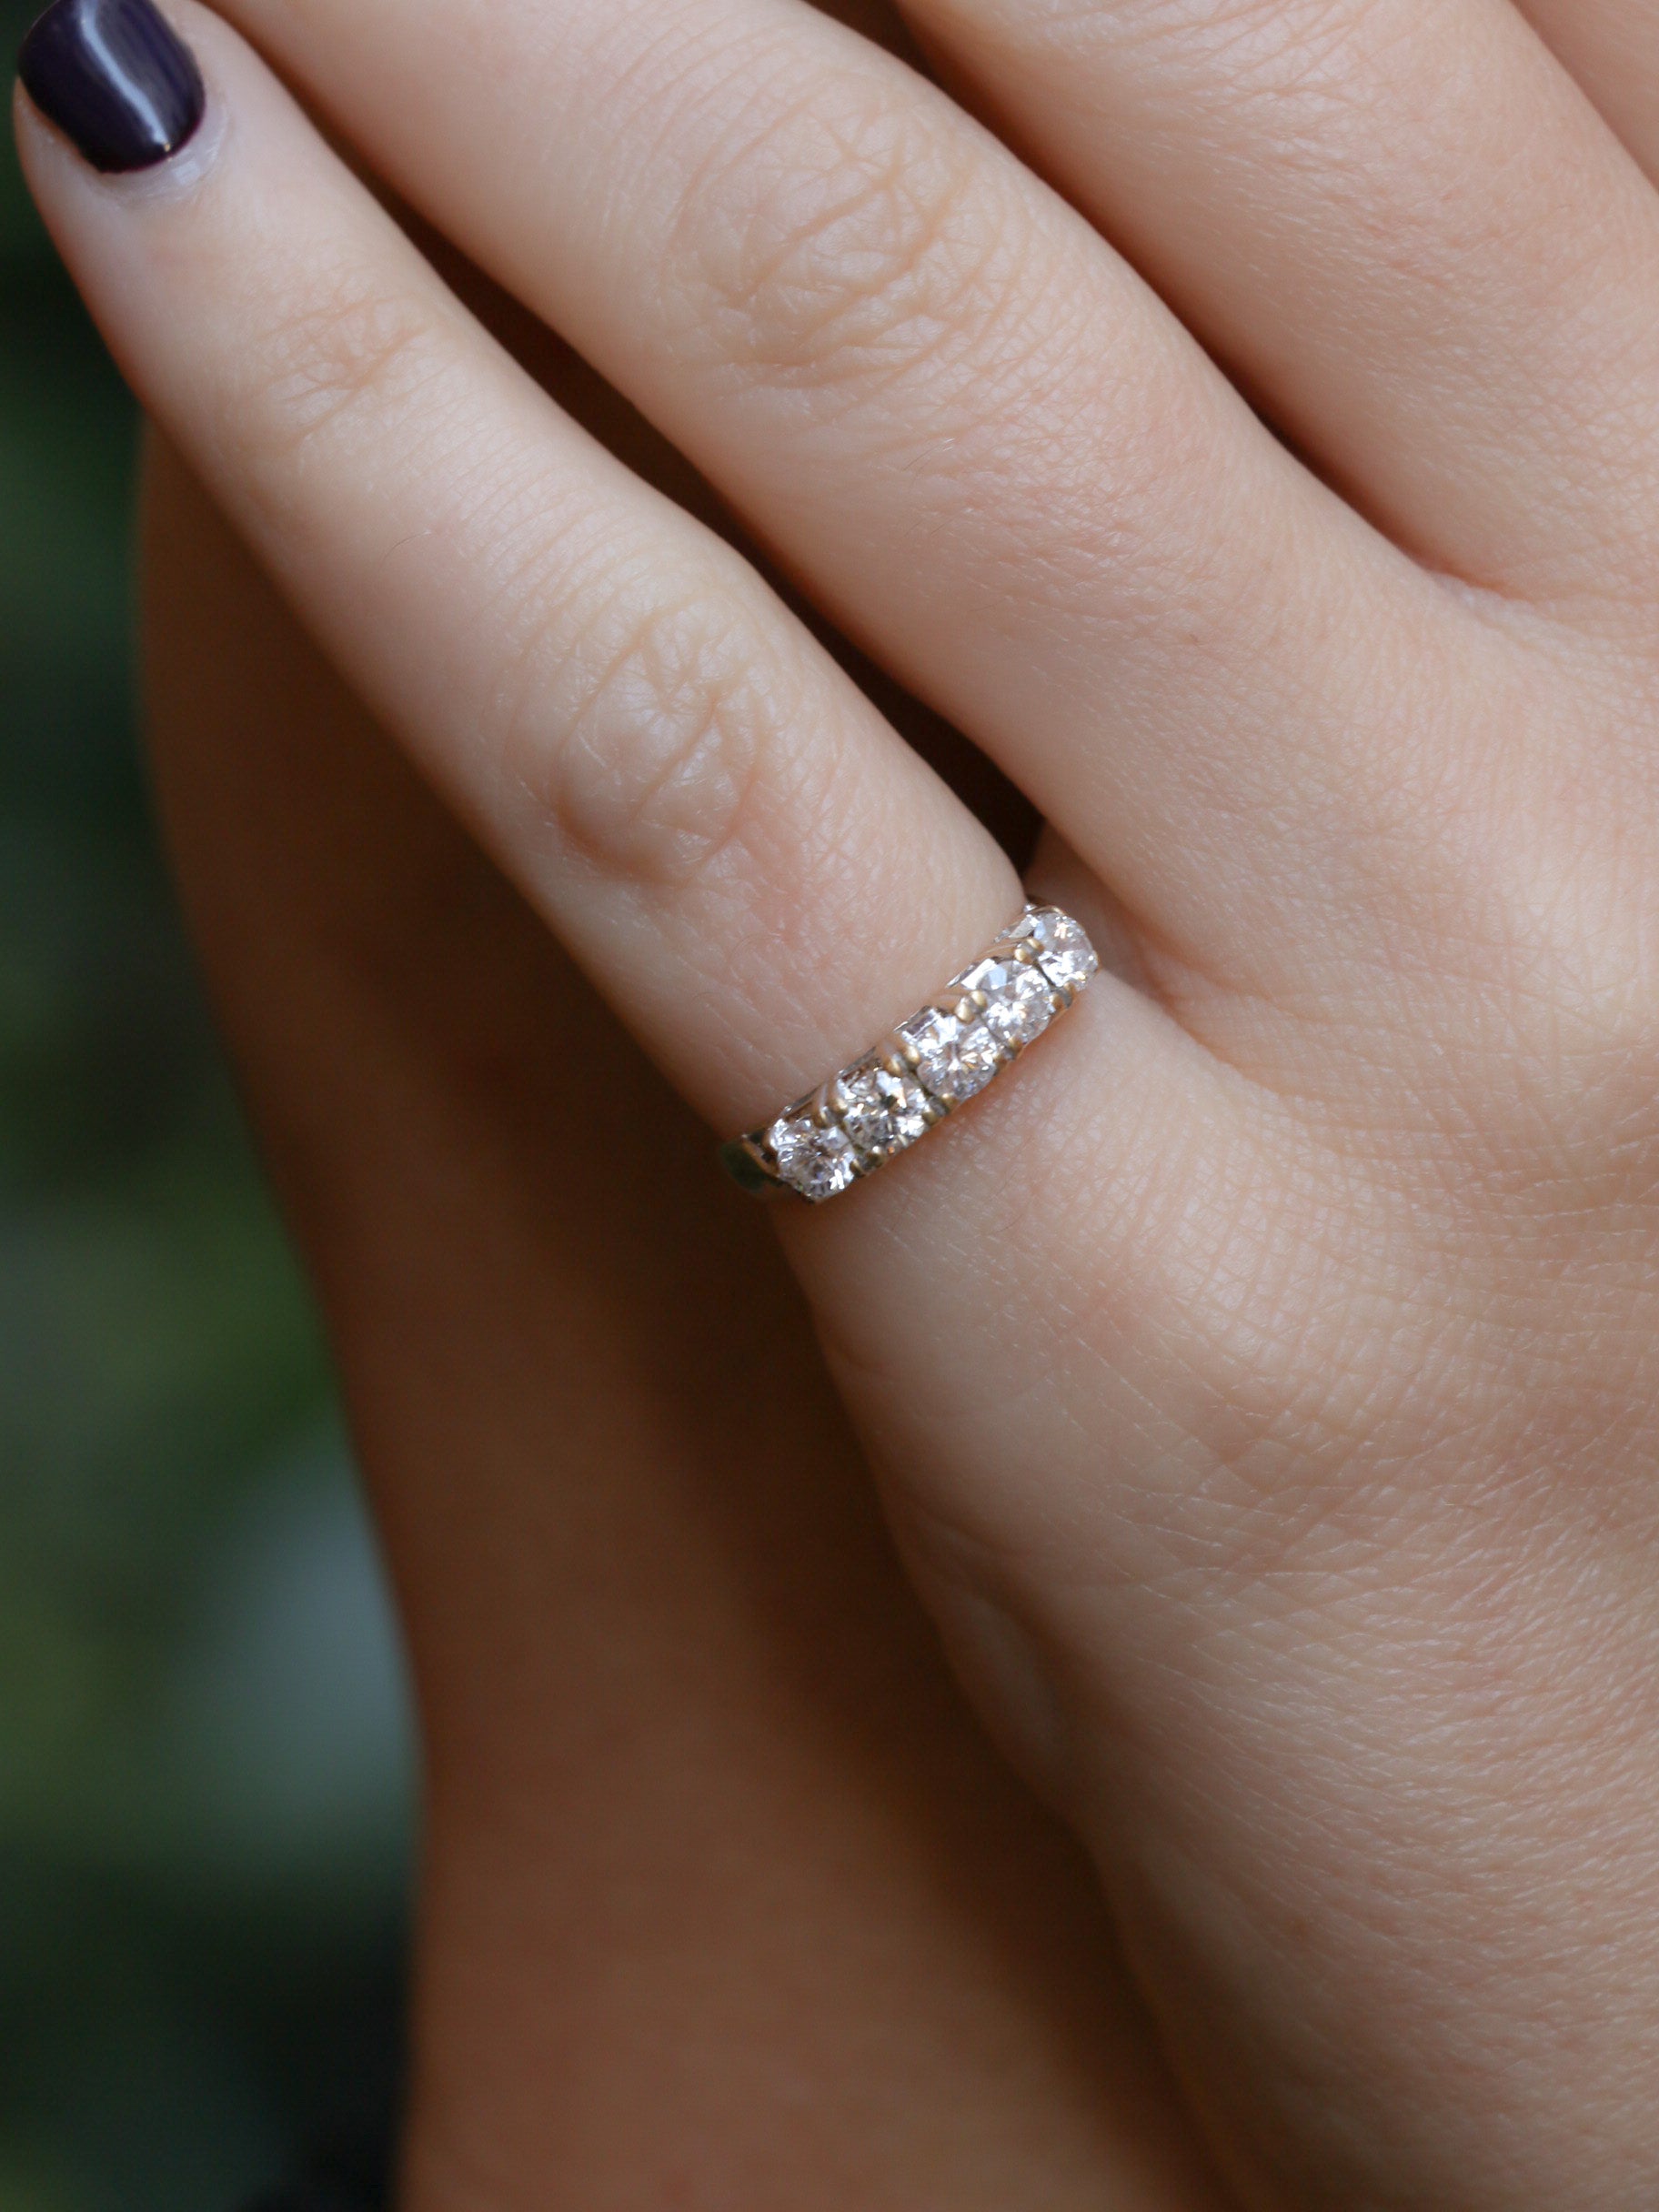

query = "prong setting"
[{"left": 725, "top": 903, "right": 1098, "bottom": 1202}]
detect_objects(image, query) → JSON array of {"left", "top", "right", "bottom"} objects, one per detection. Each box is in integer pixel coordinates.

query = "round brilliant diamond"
[{"left": 768, "top": 1114, "right": 860, "bottom": 1202}]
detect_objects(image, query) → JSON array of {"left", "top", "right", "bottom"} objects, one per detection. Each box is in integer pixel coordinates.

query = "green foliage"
[{"left": 1, "top": 12, "right": 410, "bottom": 2203}]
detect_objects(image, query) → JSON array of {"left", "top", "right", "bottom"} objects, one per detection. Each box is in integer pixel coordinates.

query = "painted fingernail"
[{"left": 18, "top": 0, "right": 205, "bottom": 174}]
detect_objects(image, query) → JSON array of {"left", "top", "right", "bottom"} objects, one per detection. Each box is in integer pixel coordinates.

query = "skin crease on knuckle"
[
  {"left": 232, "top": 266, "right": 449, "bottom": 471},
  {"left": 624, "top": 11, "right": 1295, "bottom": 640},
  {"left": 502, "top": 575, "right": 832, "bottom": 897},
  {"left": 656, "top": 55, "right": 1275, "bottom": 665},
  {"left": 470, "top": 513, "right": 952, "bottom": 1057},
  {"left": 214, "top": 270, "right": 497, "bottom": 564},
  {"left": 665, "top": 63, "right": 1017, "bottom": 396}
]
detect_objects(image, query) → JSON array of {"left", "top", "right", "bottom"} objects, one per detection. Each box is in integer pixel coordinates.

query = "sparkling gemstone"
[
  {"left": 900, "top": 1009, "right": 1000, "bottom": 1103},
  {"left": 960, "top": 957, "right": 1057, "bottom": 1049},
  {"left": 768, "top": 1114, "right": 860, "bottom": 1202},
  {"left": 840, "top": 1064, "right": 931, "bottom": 1156},
  {"left": 1011, "top": 907, "right": 1099, "bottom": 995}
]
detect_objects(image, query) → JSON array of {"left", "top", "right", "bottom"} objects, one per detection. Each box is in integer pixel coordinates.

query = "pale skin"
[{"left": 19, "top": 0, "right": 1659, "bottom": 2201}]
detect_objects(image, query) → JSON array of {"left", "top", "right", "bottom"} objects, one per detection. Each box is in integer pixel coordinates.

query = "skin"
[
  {"left": 141, "top": 428, "right": 1225, "bottom": 2212},
  {"left": 19, "top": 0, "right": 1659, "bottom": 2202}
]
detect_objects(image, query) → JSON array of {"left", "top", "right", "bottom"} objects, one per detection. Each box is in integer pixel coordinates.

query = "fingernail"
[{"left": 18, "top": 0, "right": 205, "bottom": 174}]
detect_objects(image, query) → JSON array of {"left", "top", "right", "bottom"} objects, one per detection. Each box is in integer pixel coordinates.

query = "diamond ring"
[{"left": 719, "top": 902, "right": 1099, "bottom": 1202}]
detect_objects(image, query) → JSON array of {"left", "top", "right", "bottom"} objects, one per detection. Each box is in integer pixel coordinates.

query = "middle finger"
[
  {"left": 899, "top": 0, "right": 1659, "bottom": 612},
  {"left": 208, "top": 0, "right": 1453, "bottom": 1004}
]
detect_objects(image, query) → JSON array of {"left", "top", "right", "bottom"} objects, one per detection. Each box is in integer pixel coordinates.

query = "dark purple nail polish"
[{"left": 18, "top": 0, "right": 204, "bottom": 173}]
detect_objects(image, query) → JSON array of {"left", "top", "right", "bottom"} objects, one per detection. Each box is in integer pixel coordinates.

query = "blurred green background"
[{"left": 0, "top": 6, "right": 413, "bottom": 2206}]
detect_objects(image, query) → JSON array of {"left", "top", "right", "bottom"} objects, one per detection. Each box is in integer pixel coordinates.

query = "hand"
[
  {"left": 140, "top": 368, "right": 1221, "bottom": 2207},
  {"left": 20, "top": 0, "right": 1659, "bottom": 2201}
]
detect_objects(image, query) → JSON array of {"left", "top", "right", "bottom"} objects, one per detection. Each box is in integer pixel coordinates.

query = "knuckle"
[
  {"left": 672, "top": 71, "right": 1012, "bottom": 391},
  {"left": 234, "top": 262, "right": 447, "bottom": 477},
  {"left": 510, "top": 580, "right": 804, "bottom": 892}
]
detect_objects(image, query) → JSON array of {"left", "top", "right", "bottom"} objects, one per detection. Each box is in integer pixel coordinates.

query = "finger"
[
  {"left": 186, "top": 0, "right": 1444, "bottom": 1002},
  {"left": 891, "top": 0, "right": 1659, "bottom": 611},
  {"left": 400, "top": 188, "right": 1049, "bottom": 878},
  {"left": 1511, "top": 1, "right": 1659, "bottom": 183},
  {"left": 14, "top": 0, "right": 1028, "bottom": 1139},
  {"left": 142, "top": 437, "right": 1232, "bottom": 2212}
]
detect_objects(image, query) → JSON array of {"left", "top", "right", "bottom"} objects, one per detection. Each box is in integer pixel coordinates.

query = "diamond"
[
  {"left": 1010, "top": 908, "right": 1099, "bottom": 995},
  {"left": 900, "top": 1009, "right": 1000, "bottom": 1103},
  {"left": 767, "top": 1114, "right": 860, "bottom": 1202},
  {"left": 726, "top": 905, "right": 1096, "bottom": 1201},
  {"left": 840, "top": 1064, "right": 931, "bottom": 1156},
  {"left": 960, "top": 958, "right": 1057, "bottom": 1050}
]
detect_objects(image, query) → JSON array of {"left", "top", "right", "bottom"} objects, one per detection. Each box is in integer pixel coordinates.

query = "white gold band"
[{"left": 720, "top": 902, "right": 1099, "bottom": 1202}]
